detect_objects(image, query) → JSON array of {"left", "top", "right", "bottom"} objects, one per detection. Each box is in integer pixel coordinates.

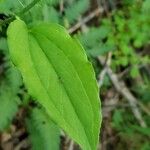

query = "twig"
[
  {"left": 14, "top": 138, "right": 29, "bottom": 150},
  {"left": 98, "top": 52, "right": 112, "bottom": 87},
  {"left": 69, "top": 7, "right": 103, "bottom": 33},
  {"left": 98, "top": 56, "right": 147, "bottom": 127},
  {"left": 103, "top": 103, "right": 143, "bottom": 108},
  {"left": 98, "top": 68, "right": 107, "bottom": 87},
  {"left": 102, "top": 94, "right": 119, "bottom": 118},
  {"left": 18, "top": 0, "right": 40, "bottom": 16},
  {"left": 59, "top": 0, "right": 64, "bottom": 14},
  {"left": 68, "top": 140, "right": 74, "bottom": 150},
  {"left": 12, "top": 128, "right": 25, "bottom": 138},
  {"left": 137, "top": 102, "right": 150, "bottom": 116},
  {"left": 118, "top": 64, "right": 146, "bottom": 78}
]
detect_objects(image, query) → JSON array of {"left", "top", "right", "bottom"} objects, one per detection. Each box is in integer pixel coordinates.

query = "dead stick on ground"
[
  {"left": 68, "top": 140, "right": 74, "bottom": 150},
  {"left": 69, "top": 7, "right": 103, "bottom": 33},
  {"left": 98, "top": 52, "right": 112, "bottom": 87},
  {"left": 98, "top": 56, "right": 147, "bottom": 127},
  {"left": 14, "top": 138, "right": 29, "bottom": 150}
]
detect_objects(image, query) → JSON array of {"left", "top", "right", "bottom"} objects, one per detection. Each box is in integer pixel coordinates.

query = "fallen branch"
[
  {"left": 98, "top": 52, "right": 112, "bottom": 87},
  {"left": 69, "top": 7, "right": 103, "bottom": 33},
  {"left": 68, "top": 140, "right": 74, "bottom": 150},
  {"left": 14, "top": 138, "right": 29, "bottom": 150},
  {"left": 98, "top": 56, "right": 147, "bottom": 127}
]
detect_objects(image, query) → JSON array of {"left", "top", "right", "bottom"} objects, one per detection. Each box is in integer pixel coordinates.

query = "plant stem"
[
  {"left": 17, "top": 0, "right": 40, "bottom": 16},
  {"left": 0, "top": 0, "right": 40, "bottom": 27}
]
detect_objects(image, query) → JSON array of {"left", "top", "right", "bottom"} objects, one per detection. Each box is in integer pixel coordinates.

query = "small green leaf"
[
  {"left": 130, "top": 66, "right": 139, "bottom": 78},
  {"left": 88, "top": 44, "right": 116, "bottom": 57},
  {"left": 26, "top": 108, "right": 60, "bottom": 150},
  {"left": 0, "top": 85, "right": 19, "bottom": 131},
  {"left": 65, "top": 0, "right": 90, "bottom": 24},
  {"left": 7, "top": 19, "right": 101, "bottom": 150}
]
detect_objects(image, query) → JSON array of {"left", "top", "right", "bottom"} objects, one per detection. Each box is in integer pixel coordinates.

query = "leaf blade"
[
  {"left": 7, "top": 19, "right": 101, "bottom": 150},
  {"left": 32, "top": 24, "right": 101, "bottom": 147}
]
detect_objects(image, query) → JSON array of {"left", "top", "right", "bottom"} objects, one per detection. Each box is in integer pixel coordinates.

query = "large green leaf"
[{"left": 7, "top": 19, "right": 101, "bottom": 150}]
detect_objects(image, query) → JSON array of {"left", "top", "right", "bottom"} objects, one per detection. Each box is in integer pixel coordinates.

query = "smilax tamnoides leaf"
[{"left": 7, "top": 19, "right": 101, "bottom": 150}]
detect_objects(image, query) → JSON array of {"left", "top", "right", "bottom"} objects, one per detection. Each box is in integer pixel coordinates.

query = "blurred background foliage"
[{"left": 0, "top": 0, "right": 150, "bottom": 150}]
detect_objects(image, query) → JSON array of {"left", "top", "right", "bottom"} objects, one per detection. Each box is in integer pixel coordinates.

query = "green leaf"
[
  {"left": 0, "top": 38, "right": 8, "bottom": 53},
  {"left": 0, "top": 0, "right": 22, "bottom": 13},
  {"left": 5, "top": 63, "right": 23, "bottom": 94},
  {"left": 142, "top": 0, "right": 150, "bottom": 14},
  {"left": 65, "top": 0, "right": 90, "bottom": 24},
  {"left": 42, "top": 5, "right": 59, "bottom": 23},
  {"left": 130, "top": 65, "right": 139, "bottom": 78},
  {"left": 131, "top": 125, "right": 150, "bottom": 136},
  {"left": 0, "top": 56, "right": 21, "bottom": 131},
  {"left": 87, "top": 44, "right": 116, "bottom": 57},
  {"left": 112, "top": 110, "right": 123, "bottom": 129},
  {"left": 79, "top": 26, "right": 111, "bottom": 48},
  {"left": 7, "top": 19, "right": 101, "bottom": 150},
  {"left": 26, "top": 108, "right": 60, "bottom": 150},
  {"left": 0, "top": 84, "right": 19, "bottom": 131}
]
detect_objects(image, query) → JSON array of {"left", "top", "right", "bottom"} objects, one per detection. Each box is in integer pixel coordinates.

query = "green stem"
[
  {"left": 0, "top": 0, "right": 40, "bottom": 27},
  {"left": 17, "top": 0, "right": 40, "bottom": 16}
]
